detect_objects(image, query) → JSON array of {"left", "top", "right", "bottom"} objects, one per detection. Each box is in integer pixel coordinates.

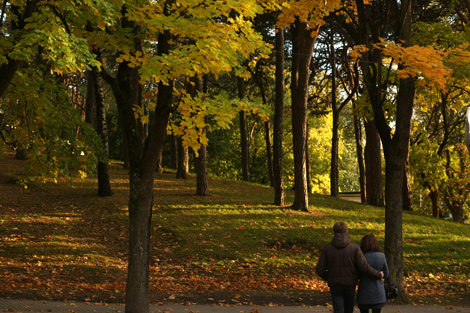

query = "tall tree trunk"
[
  {"left": 102, "top": 7, "right": 174, "bottom": 312},
  {"left": 92, "top": 66, "right": 113, "bottom": 197},
  {"left": 273, "top": 26, "right": 285, "bottom": 206},
  {"left": 0, "top": 1, "right": 38, "bottom": 98},
  {"left": 85, "top": 70, "right": 96, "bottom": 127},
  {"left": 156, "top": 152, "right": 163, "bottom": 173},
  {"left": 290, "top": 21, "right": 317, "bottom": 212},
  {"left": 195, "top": 139, "right": 208, "bottom": 196},
  {"left": 429, "top": 189, "right": 440, "bottom": 218},
  {"left": 238, "top": 77, "right": 250, "bottom": 181},
  {"left": 356, "top": 0, "right": 415, "bottom": 301},
  {"left": 331, "top": 111, "right": 340, "bottom": 197},
  {"left": 364, "top": 119, "right": 384, "bottom": 206},
  {"left": 382, "top": 0, "right": 415, "bottom": 299},
  {"left": 264, "top": 121, "right": 274, "bottom": 187},
  {"left": 254, "top": 64, "right": 274, "bottom": 187},
  {"left": 330, "top": 35, "right": 339, "bottom": 198},
  {"left": 195, "top": 75, "right": 208, "bottom": 196},
  {"left": 306, "top": 123, "right": 313, "bottom": 193},
  {"left": 403, "top": 142, "right": 412, "bottom": 211},
  {"left": 169, "top": 134, "right": 178, "bottom": 170},
  {"left": 176, "top": 136, "right": 188, "bottom": 179},
  {"left": 353, "top": 102, "right": 366, "bottom": 203}
]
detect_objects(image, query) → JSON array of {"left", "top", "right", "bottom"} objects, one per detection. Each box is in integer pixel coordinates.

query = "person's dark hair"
[
  {"left": 333, "top": 221, "right": 348, "bottom": 233},
  {"left": 360, "top": 234, "right": 381, "bottom": 253}
]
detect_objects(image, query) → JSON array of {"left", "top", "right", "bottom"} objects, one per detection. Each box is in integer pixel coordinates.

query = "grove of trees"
[{"left": 1, "top": 0, "right": 470, "bottom": 312}]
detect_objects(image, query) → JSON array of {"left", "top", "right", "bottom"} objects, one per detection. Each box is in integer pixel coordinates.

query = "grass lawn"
[{"left": 0, "top": 154, "right": 469, "bottom": 306}]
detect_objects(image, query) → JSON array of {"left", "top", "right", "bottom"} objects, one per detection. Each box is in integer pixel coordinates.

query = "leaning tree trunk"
[
  {"left": 290, "top": 21, "right": 317, "bottom": 212},
  {"left": 273, "top": 26, "right": 285, "bottom": 206}
]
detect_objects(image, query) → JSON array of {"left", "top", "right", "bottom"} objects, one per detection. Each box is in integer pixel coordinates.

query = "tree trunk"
[
  {"left": 402, "top": 143, "right": 412, "bottom": 211},
  {"left": 253, "top": 63, "right": 273, "bottom": 187},
  {"left": 330, "top": 35, "right": 339, "bottom": 198},
  {"left": 356, "top": 0, "right": 415, "bottom": 301},
  {"left": 290, "top": 21, "right": 317, "bottom": 212},
  {"left": 176, "top": 137, "right": 188, "bottom": 179},
  {"left": 353, "top": 102, "right": 366, "bottom": 203},
  {"left": 195, "top": 143, "right": 208, "bottom": 196},
  {"left": 238, "top": 77, "right": 250, "bottom": 181},
  {"left": 92, "top": 66, "right": 113, "bottom": 197},
  {"left": 195, "top": 76, "right": 208, "bottom": 196},
  {"left": 264, "top": 121, "right": 274, "bottom": 187},
  {"left": 273, "top": 26, "right": 285, "bottom": 206},
  {"left": 306, "top": 123, "right": 313, "bottom": 194},
  {"left": 156, "top": 151, "right": 163, "bottom": 173},
  {"left": 85, "top": 70, "right": 96, "bottom": 127},
  {"left": 331, "top": 112, "right": 340, "bottom": 197},
  {"left": 169, "top": 134, "right": 178, "bottom": 170},
  {"left": 429, "top": 189, "right": 440, "bottom": 218},
  {"left": 364, "top": 119, "right": 384, "bottom": 206},
  {"left": 0, "top": 1, "right": 38, "bottom": 98},
  {"left": 101, "top": 7, "right": 174, "bottom": 312}
]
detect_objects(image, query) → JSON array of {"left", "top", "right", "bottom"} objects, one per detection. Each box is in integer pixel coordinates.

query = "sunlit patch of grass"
[{"left": 1, "top": 156, "right": 469, "bottom": 305}]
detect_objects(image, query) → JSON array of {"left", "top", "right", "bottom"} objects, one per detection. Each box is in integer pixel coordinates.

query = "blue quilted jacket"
[{"left": 356, "top": 251, "right": 389, "bottom": 305}]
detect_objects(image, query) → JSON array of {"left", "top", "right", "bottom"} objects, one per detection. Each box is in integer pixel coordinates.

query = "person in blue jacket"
[{"left": 356, "top": 234, "right": 390, "bottom": 313}]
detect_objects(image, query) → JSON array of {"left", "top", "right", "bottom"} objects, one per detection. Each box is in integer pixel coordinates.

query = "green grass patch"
[{"left": 0, "top": 155, "right": 469, "bottom": 306}]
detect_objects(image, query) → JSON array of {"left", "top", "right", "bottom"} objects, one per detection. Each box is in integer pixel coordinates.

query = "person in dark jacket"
[
  {"left": 316, "top": 222, "right": 383, "bottom": 313},
  {"left": 356, "top": 234, "right": 389, "bottom": 313}
]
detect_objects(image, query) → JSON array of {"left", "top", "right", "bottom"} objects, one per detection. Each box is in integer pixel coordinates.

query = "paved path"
[{"left": 1, "top": 298, "right": 470, "bottom": 313}]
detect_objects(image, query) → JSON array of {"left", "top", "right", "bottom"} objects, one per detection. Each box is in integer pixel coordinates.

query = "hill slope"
[{"left": 0, "top": 155, "right": 468, "bottom": 306}]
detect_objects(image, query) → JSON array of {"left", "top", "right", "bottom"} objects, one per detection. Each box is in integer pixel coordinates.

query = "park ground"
[{"left": 0, "top": 154, "right": 469, "bottom": 309}]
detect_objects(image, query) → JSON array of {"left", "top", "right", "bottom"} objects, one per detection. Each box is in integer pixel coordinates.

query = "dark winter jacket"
[
  {"left": 316, "top": 233, "right": 382, "bottom": 290},
  {"left": 356, "top": 251, "right": 389, "bottom": 306}
]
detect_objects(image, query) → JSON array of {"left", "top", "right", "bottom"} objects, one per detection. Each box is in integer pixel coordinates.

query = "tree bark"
[
  {"left": 195, "top": 76, "right": 208, "bottom": 196},
  {"left": 195, "top": 140, "right": 208, "bottom": 196},
  {"left": 156, "top": 151, "right": 163, "bottom": 173},
  {"left": 169, "top": 134, "right": 178, "bottom": 170},
  {"left": 290, "top": 21, "right": 317, "bottom": 212},
  {"left": 102, "top": 6, "right": 174, "bottom": 312},
  {"left": 237, "top": 77, "right": 250, "bottom": 181},
  {"left": 353, "top": 102, "right": 366, "bottom": 203},
  {"left": 0, "top": 1, "right": 38, "bottom": 98},
  {"left": 92, "top": 66, "right": 113, "bottom": 197},
  {"left": 364, "top": 119, "right": 384, "bottom": 206},
  {"left": 403, "top": 142, "right": 412, "bottom": 211},
  {"left": 356, "top": 0, "right": 415, "bottom": 301},
  {"left": 176, "top": 136, "right": 188, "bottom": 179},
  {"left": 330, "top": 35, "right": 339, "bottom": 198},
  {"left": 273, "top": 26, "right": 285, "bottom": 206},
  {"left": 253, "top": 63, "right": 273, "bottom": 187}
]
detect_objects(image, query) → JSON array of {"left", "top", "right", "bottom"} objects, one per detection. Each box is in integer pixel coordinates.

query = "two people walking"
[{"left": 316, "top": 222, "right": 390, "bottom": 313}]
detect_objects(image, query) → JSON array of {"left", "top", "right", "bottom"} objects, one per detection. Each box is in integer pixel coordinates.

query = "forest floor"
[{"left": 0, "top": 154, "right": 469, "bottom": 308}]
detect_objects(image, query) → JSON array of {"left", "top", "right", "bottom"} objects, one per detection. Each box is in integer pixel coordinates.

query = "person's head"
[
  {"left": 360, "top": 234, "right": 381, "bottom": 253},
  {"left": 333, "top": 221, "right": 348, "bottom": 234}
]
